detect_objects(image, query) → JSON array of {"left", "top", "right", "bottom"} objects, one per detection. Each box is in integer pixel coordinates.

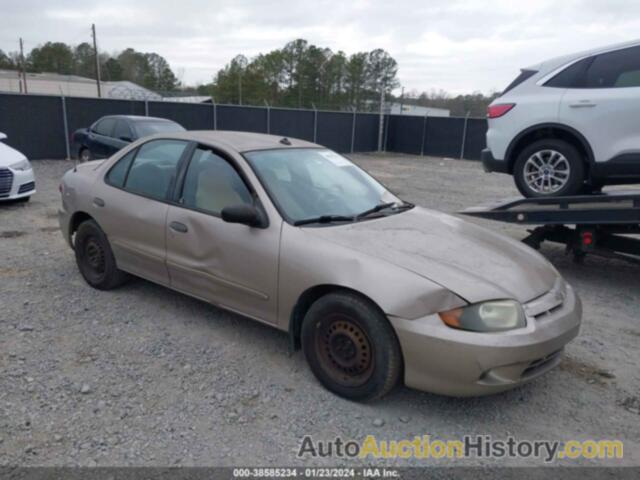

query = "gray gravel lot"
[{"left": 1, "top": 154, "right": 639, "bottom": 467}]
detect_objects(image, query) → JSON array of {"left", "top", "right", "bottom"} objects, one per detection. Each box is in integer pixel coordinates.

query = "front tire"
[
  {"left": 301, "top": 292, "right": 402, "bottom": 401},
  {"left": 514, "top": 139, "right": 585, "bottom": 198},
  {"left": 74, "top": 220, "right": 128, "bottom": 290}
]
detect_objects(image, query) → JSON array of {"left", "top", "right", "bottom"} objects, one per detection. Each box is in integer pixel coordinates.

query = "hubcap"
[
  {"left": 523, "top": 149, "right": 571, "bottom": 194},
  {"left": 315, "top": 315, "right": 374, "bottom": 387},
  {"left": 84, "top": 237, "right": 105, "bottom": 274}
]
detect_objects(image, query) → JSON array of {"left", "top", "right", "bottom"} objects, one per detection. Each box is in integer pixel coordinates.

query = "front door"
[{"left": 165, "top": 145, "right": 281, "bottom": 323}]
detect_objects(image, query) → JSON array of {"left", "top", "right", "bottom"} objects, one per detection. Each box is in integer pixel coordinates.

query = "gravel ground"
[{"left": 0, "top": 155, "right": 638, "bottom": 468}]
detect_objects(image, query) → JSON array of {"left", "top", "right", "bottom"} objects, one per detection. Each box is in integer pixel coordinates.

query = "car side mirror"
[{"left": 221, "top": 204, "right": 262, "bottom": 227}]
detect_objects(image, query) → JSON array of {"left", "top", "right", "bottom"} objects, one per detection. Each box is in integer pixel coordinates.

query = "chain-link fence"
[{"left": 0, "top": 92, "right": 487, "bottom": 160}]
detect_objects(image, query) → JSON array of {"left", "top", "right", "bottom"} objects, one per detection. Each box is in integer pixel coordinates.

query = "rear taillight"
[{"left": 487, "top": 103, "right": 515, "bottom": 119}]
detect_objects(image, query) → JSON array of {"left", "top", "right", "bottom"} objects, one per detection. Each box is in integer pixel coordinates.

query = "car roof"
[
  {"left": 99, "top": 115, "right": 176, "bottom": 123},
  {"left": 144, "top": 130, "right": 321, "bottom": 153},
  {"left": 524, "top": 38, "right": 640, "bottom": 74}
]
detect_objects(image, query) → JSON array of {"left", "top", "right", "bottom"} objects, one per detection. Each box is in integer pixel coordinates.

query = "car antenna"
[{"left": 280, "top": 137, "right": 292, "bottom": 146}]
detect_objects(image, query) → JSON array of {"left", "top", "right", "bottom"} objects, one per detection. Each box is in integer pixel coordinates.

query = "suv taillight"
[{"left": 487, "top": 103, "right": 515, "bottom": 119}]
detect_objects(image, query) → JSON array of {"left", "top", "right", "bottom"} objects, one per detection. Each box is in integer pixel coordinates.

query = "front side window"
[
  {"left": 124, "top": 140, "right": 188, "bottom": 200},
  {"left": 181, "top": 147, "right": 253, "bottom": 215},
  {"left": 245, "top": 148, "right": 399, "bottom": 223},
  {"left": 584, "top": 46, "right": 640, "bottom": 88},
  {"left": 133, "top": 120, "right": 185, "bottom": 139},
  {"left": 113, "top": 120, "right": 133, "bottom": 141},
  {"left": 94, "top": 118, "right": 116, "bottom": 136}
]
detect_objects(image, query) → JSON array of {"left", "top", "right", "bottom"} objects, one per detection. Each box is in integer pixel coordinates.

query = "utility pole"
[
  {"left": 378, "top": 84, "right": 386, "bottom": 152},
  {"left": 91, "top": 24, "right": 102, "bottom": 98},
  {"left": 399, "top": 86, "right": 405, "bottom": 115},
  {"left": 238, "top": 71, "right": 242, "bottom": 105},
  {"left": 19, "top": 38, "right": 28, "bottom": 94}
]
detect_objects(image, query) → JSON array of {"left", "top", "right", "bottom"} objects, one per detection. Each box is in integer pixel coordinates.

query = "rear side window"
[
  {"left": 544, "top": 57, "right": 593, "bottom": 88},
  {"left": 93, "top": 118, "right": 116, "bottom": 136},
  {"left": 124, "top": 140, "right": 188, "bottom": 200},
  {"left": 502, "top": 69, "right": 537, "bottom": 94},
  {"left": 584, "top": 45, "right": 640, "bottom": 88},
  {"left": 106, "top": 150, "right": 136, "bottom": 187}
]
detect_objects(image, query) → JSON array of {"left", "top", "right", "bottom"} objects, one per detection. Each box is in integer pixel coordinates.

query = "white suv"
[{"left": 483, "top": 40, "right": 640, "bottom": 197}]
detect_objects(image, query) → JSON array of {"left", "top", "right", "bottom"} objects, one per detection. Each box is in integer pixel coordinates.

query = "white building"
[
  {"left": 0, "top": 69, "right": 161, "bottom": 100},
  {"left": 386, "top": 102, "right": 450, "bottom": 117}
]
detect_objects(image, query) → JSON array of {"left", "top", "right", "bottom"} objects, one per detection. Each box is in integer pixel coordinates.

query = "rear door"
[
  {"left": 165, "top": 145, "right": 281, "bottom": 323},
  {"left": 559, "top": 45, "right": 640, "bottom": 173},
  {"left": 92, "top": 139, "right": 190, "bottom": 285}
]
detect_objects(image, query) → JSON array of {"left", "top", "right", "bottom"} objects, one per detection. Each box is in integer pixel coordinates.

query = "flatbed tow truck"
[{"left": 461, "top": 190, "right": 640, "bottom": 264}]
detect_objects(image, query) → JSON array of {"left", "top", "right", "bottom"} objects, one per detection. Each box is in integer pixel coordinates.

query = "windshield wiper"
[
  {"left": 293, "top": 215, "right": 355, "bottom": 226},
  {"left": 355, "top": 201, "right": 413, "bottom": 221}
]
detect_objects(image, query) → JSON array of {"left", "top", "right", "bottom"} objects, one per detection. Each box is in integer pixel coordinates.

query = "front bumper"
[
  {"left": 481, "top": 148, "right": 509, "bottom": 174},
  {"left": 0, "top": 167, "right": 36, "bottom": 201},
  {"left": 389, "top": 282, "right": 581, "bottom": 397}
]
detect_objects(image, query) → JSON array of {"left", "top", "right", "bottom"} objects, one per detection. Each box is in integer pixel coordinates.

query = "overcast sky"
[{"left": 1, "top": 0, "right": 639, "bottom": 94}]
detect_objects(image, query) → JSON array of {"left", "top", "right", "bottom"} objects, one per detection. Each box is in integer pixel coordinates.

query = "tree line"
[
  {"left": 0, "top": 38, "right": 498, "bottom": 116},
  {"left": 196, "top": 39, "right": 400, "bottom": 111},
  {"left": 0, "top": 42, "right": 179, "bottom": 92}
]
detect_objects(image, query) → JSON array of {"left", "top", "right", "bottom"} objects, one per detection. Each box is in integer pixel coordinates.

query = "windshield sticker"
[{"left": 319, "top": 150, "right": 351, "bottom": 167}]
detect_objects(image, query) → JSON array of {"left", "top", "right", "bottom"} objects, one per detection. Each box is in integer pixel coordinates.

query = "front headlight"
[
  {"left": 10, "top": 159, "right": 31, "bottom": 171},
  {"left": 439, "top": 300, "right": 526, "bottom": 332}
]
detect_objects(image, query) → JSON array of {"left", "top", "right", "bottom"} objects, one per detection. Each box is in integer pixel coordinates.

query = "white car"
[
  {"left": 0, "top": 132, "right": 35, "bottom": 202},
  {"left": 483, "top": 39, "right": 640, "bottom": 197}
]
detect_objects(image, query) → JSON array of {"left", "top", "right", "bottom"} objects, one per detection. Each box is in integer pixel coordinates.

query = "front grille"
[
  {"left": 18, "top": 181, "right": 35, "bottom": 194},
  {"left": 0, "top": 168, "right": 13, "bottom": 196}
]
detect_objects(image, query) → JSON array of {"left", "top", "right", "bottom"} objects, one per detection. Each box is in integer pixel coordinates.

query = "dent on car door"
[
  {"left": 165, "top": 146, "right": 281, "bottom": 323},
  {"left": 93, "top": 139, "right": 190, "bottom": 286}
]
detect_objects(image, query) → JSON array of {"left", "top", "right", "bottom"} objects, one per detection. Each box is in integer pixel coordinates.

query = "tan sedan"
[{"left": 59, "top": 131, "right": 581, "bottom": 400}]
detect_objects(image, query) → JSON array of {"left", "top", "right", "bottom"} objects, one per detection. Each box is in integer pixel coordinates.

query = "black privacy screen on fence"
[{"left": 0, "top": 92, "right": 487, "bottom": 160}]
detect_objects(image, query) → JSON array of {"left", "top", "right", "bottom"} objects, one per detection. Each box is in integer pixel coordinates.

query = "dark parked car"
[{"left": 71, "top": 115, "right": 185, "bottom": 161}]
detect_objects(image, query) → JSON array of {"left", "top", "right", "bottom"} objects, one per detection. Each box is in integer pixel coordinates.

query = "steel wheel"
[
  {"left": 84, "top": 237, "right": 106, "bottom": 275},
  {"left": 523, "top": 149, "right": 571, "bottom": 194},
  {"left": 314, "top": 314, "right": 375, "bottom": 387}
]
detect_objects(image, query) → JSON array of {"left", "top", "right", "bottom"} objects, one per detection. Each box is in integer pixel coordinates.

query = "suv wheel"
[
  {"left": 301, "top": 292, "right": 402, "bottom": 401},
  {"left": 514, "top": 139, "right": 585, "bottom": 197}
]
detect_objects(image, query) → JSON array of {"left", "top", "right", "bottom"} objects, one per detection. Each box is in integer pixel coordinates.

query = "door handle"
[
  {"left": 169, "top": 221, "right": 188, "bottom": 233},
  {"left": 93, "top": 197, "right": 105, "bottom": 207},
  {"left": 569, "top": 101, "right": 596, "bottom": 108}
]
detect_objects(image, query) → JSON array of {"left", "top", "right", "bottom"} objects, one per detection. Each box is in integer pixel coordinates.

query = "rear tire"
[
  {"left": 514, "top": 139, "right": 585, "bottom": 198},
  {"left": 74, "top": 220, "right": 128, "bottom": 290},
  {"left": 301, "top": 292, "right": 402, "bottom": 401}
]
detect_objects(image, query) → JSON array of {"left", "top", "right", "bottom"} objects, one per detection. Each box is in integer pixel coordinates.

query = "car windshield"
[
  {"left": 133, "top": 120, "right": 185, "bottom": 138},
  {"left": 245, "top": 148, "right": 403, "bottom": 224}
]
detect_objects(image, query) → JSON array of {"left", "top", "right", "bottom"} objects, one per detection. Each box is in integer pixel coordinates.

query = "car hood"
[
  {"left": 0, "top": 141, "right": 27, "bottom": 167},
  {"left": 306, "top": 206, "right": 557, "bottom": 304}
]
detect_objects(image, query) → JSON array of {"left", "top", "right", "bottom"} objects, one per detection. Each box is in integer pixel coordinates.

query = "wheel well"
[
  {"left": 288, "top": 285, "right": 385, "bottom": 352},
  {"left": 507, "top": 126, "right": 593, "bottom": 176},
  {"left": 68, "top": 211, "right": 94, "bottom": 246}
]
